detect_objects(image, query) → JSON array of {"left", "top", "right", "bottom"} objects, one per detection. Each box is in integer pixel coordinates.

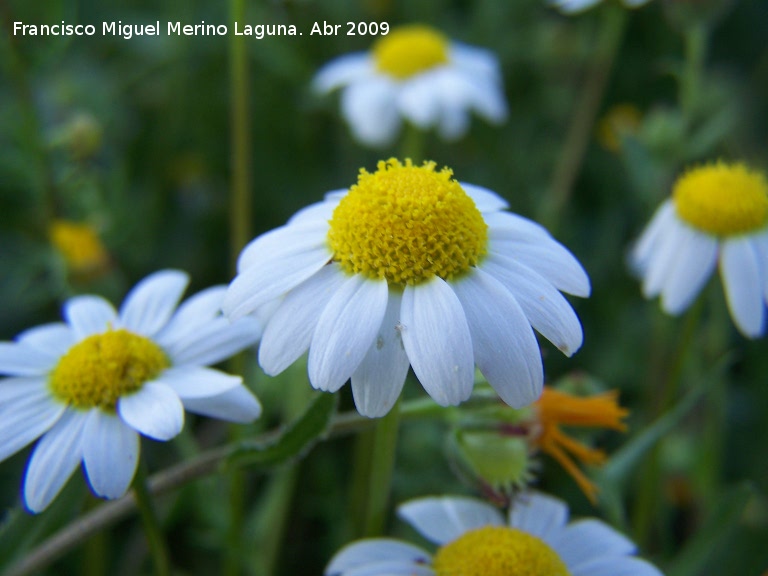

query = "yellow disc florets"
[
  {"left": 433, "top": 526, "right": 570, "bottom": 576},
  {"left": 327, "top": 158, "right": 488, "bottom": 286},
  {"left": 50, "top": 329, "right": 170, "bottom": 410},
  {"left": 372, "top": 25, "right": 450, "bottom": 79},
  {"left": 673, "top": 162, "right": 768, "bottom": 236}
]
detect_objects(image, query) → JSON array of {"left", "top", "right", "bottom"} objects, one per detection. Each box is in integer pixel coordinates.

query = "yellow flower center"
[
  {"left": 327, "top": 158, "right": 488, "bottom": 286},
  {"left": 673, "top": 162, "right": 768, "bottom": 236},
  {"left": 49, "top": 220, "right": 109, "bottom": 272},
  {"left": 433, "top": 526, "right": 570, "bottom": 576},
  {"left": 50, "top": 329, "right": 170, "bottom": 410},
  {"left": 372, "top": 25, "right": 450, "bottom": 79}
]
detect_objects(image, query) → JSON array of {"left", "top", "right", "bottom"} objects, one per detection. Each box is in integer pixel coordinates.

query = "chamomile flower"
[
  {"left": 224, "top": 158, "right": 590, "bottom": 417},
  {"left": 630, "top": 162, "right": 768, "bottom": 338},
  {"left": 325, "top": 493, "right": 663, "bottom": 576},
  {"left": 551, "top": 0, "right": 652, "bottom": 14},
  {"left": 0, "top": 270, "right": 262, "bottom": 513},
  {"left": 312, "top": 24, "right": 507, "bottom": 147}
]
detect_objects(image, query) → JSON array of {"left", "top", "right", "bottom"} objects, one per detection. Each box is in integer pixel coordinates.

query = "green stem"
[
  {"left": 681, "top": 22, "right": 707, "bottom": 122},
  {"left": 544, "top": 4, "right": 627, "bottom": 232},
  {"left": 132, "top": 464, "right": 171, "bottom": 576},
  {"left": 400, "top": 123, "right": 427, "bottom": 163}
]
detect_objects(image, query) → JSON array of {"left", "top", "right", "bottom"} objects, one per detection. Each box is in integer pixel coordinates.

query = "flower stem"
[
  {"left": 132, "top": 462, "right": 171, "bottom": 576},
  {"left": 681, "top": 22, "right": 707, "bottom": 122}
]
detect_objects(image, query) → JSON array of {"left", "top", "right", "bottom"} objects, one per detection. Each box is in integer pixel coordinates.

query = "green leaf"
[{"left": 226, "top": 392, "right": 337, "bottom": 469}]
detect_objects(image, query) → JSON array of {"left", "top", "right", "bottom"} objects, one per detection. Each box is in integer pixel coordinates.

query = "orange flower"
[{"left": 533, "top": 386, "right": 628, "bottom": 504}]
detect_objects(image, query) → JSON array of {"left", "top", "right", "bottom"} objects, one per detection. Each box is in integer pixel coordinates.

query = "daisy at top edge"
[
  {"left": 0, "top": 269, "right": 262, "bottom": 512},
  {"left": 325, "top": 492, "right": 664, "bottom": 576},
  {"left": 630, "top": 161, "right": 768, "bottom": 338},
  {"left": 312, "top": 24, "right": 508, "bottom": 147},
  {"left": 224, "top": 158, "right": 590, "bottom": 418}
]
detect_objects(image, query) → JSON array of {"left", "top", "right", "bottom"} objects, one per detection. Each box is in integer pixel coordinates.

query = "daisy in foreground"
[
  {"left": 325, "top": 493, "right": 664, "bottom": 576},
  {"left": 630, "top": 161, "right": 768, "bottom": 338},
  {"left": 551, "top": 0, "right": 651, "bottom": 14},
  {"left": 224, "top": 158, "right": 590, "bottom": 417},
  {"left": 312, "top": 24, "right": 507, "bottom": 147},
  {"left": 0, "top": 270, "right": 262, "bottom": 512}
]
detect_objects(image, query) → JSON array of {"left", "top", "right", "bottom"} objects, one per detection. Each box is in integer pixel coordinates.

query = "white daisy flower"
[
  {"left": 551, "top": 0, "right": 652, "bottom": 14},
  {"left": 325, "top": 493, "right": 664, "bottom": 576},
  {"left": 224, "top": 158, "right": 590, "bottom": 417},
  {"left": 0, "top": 270, "right": 263, "bottom": 513},
  {"left": 630, "top": 162, "right": 768, "bottom": 338},
  {"left": 312, "top": 24, "right": 507, "bottom": 147}
]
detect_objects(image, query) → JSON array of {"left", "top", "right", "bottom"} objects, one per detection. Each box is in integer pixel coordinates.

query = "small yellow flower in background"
[
  {"left": 533, "top": 386, "right": 628, "bottom": 503},
  {"left": 630, "top": 161, "right": 768, "bottom": 337},
  {"left": 326, "top": 492, "right": 663, "bottom": 576},
  {"left": 597, "top": 104, "right": 642, "bottom": 152},
  {"left": 313, "top": 25, "right": 508, "bottom": 147},
  {"left": 224, "top": 158, "right": 590, "bottom": 417},
  {"left": 550, "top": 0, "right": 652, "bottom": 14},
  {"left": 49, "top": 219, "right": 110, "bottom": 275}
]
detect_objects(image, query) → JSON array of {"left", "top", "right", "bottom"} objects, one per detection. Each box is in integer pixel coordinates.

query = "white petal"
[
  {"left": 397, "top": 72, "right": 442, "bottom": 128},
  {"left": 659, "top": 229, "right": 718, "bottom": 314},
  {"left": 313, "top": 53, "right": 373, "bottom": 93},
  {"left": 573, "top": 557, "right": 664, "bottom": 576},
  {"left": 155, "top": 285, "right": 227, "bottom": 347},
  {"left": 552, "top": 519, "right": 635, "bottom": 570},
  {"left": 64, "top": 295, "right": 118, "bottom": 339},
  {"left": 326, "top": 539, "right": 432, "bottom": 574},
  {"left": 118, "top": 382, "right": 184, "bottom": 441},
  {"left": 400, "top": 278, "right": 474, "bottom": 406},
  {"left": 398, "top": 496, "right": 504, "bottom": 545},
  {"left": 82, "top": 410, "right": 139, "bottom": 499},
  {"left": 508, "top": 493, "right": 569, "bottom": 541},
  {"left": 156, "top": 365, "right": 241, "bottom": 399},
  {"left": 223, "top": 247, "right": 332, "bottom": 321},
  {"left": 237, "top": 222, "right": 329, "bottom": 275},
  {"left": 629, "top": 201, "right": 676, "bottom": 275},
  {"left": 641, "top": 216, "right": 688, "bottom": 298},
  {"left": 351, "top": 291, "right": 410, "bottom": 417},
  {"left": 450, "top": 43, "right": 502, "bottom": 84},
  {"left": 0, "top": 379, "right": 66, "bottom": 462},
  {"left": 451, "top": 269, "right": 543, "bottom": 408},
  {"left": 181, "top": 384, "right": 261, "bottom": 423},
  {"left": 720, "top": 238, "right": 765, "bottom": 337},
  {"left": 437, "top": 102, "right": 471, "bottom": 141},
  {"left": 17, "top": 323, "right": 75, "bottom": 359},
  {"left": 483, "top": 255, "right": 584, "bottom": 356},
  {"left": 259, "top": 264, "right": 347, "bottom": 375},
  {"left": 287, "top": 198, "right": 341, "bottom": 226},
  {"left": 308, "top": 275, "right": 388, "bottom": 393},
  {"left": 338, "top": 561, "right": 434, "bottom": 576},
  {"left": 552, "top": 0, "right": 604, "bottom": 14},
  {"left": 119, "top": 270, "right": 189, "bottom": 336},
  {"left": 459, "top": 183, "right": 509, "bottom": 212},
  {"left": 751, "top": 231, "right": 768, "bottom": 302},
  {"left": 484, "top": 211, "right": 554, "bottom": 241},
  {"left": 166, "top": 316, "right": 262, "bottom": 366},
  {"left": 24, "top": 409, "right": 88, "bottom": 513},
  {"left": 341, "top": 78, "right": 402, "bottom": 147},
  {"left": 0, "top": 343, "right": 56, "bottom": 376}
]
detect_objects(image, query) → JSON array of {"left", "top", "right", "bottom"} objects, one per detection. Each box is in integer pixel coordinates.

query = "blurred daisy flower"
[
  {"left": 630, "top": 162, "right": 768, "bottom": 338},
  {"left": 49, "top": 219, "right": 110, "bottom": 276},
  {"left": 0, "top": 270, "right": 262, "bottom": 512},
  {"left": 224, "top": 158, "right": 589, "bottom": 417},
  {"left": 551, "top": 0, "right": 652, "bottom": 14},
  {"left": 325, "top": 493, "right": 663, "bottom": 576},
  {"left": 312, "top": 24, "right": 507, "bottom": 147}
]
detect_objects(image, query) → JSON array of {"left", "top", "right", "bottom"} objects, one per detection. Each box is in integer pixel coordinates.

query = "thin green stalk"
[
  {"left": 132, "top": 464, "right": 171, "bottom": 576},
  {"left": 544, "top": 4, "right": 627, "bottom": 232},
  {"left": 681, "top": 22, "right": 707, "bottom": 122},
  {"left": 400, "top": 123, "right": 427, "bottom": 163}
]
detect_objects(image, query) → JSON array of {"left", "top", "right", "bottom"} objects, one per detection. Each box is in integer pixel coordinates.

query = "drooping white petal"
[
  {"left": 17, "top": 323, "right": 75, "bottom": 359},
  {"left": 82, "top": 410, "right": 139, "bottom": 499},
  {"left": 313, "top": 52, "right": 373, "bottom": 93},
  {"left": 629, "top": 201, "right": 676, "bottom": 275},
  {"left": 119, "top": 270, "right": 189, "bottom": 336},
  {"left": 482, "top": 254, "right": 584, "bottom": 356},
  {"left": 351, "top": 290, "right": 410, "bottom": 418},
  {"left": 659, "top": 228, "right": 717, "bottom": 314},
  {"left": 24, "top": 409, "right": 88, "bottom": 513},
  {"left": 436, "top": 102, "right": 471, "bottom": 141},
  {"left": 451, "top": 269, "right": 543, "bottom": 407},
  {"left": 0, "top": 379, "right": 66, "bottom": 462},
  {"left": 334, "top": 561, "right": 434, "bottom": 576},
  {"left": 325, "top": 539, "right": 432, "bottom": 575},
  {"left": 259, "top": 264, "right": 347, "bottom": 376},
  {"left": 237, "top": 222, "right": 329, "bottom": 275},
  {"left": 573, "top": 557, "right": 664, "bottom": 576},
  {"left": 165, "top": 316, "right": 262, "bottom": 366},
  {"left": 64, "top": 295, "right": 118, "bottom": 339},
  {"left": 154, "top": 286, "right": 227, "bottom": 348},
  {"left": 153, "top": 365, "right": 242, "bottom": 399},
  {"left": 397, "top": 72, "right": 442, "bottom": 128},
  {"left": 223, "top": 247, "right": 332, "bottom": 322},
  {"left": 400, "top": 278, "right": 474, "bottom": 406},
  {"left": 508, "top": 493, "right": 569, "bottom": 542},
  {"left": 450, "top": 43, "right": 503, "bottom": 84},
  {"left": 720, "top": 237, "right": 765, "bottom": 337},
  {"left": 308, "top": 275, "right": 388, "bottom": 393},
  {"left": 641, "top": 216, "right": 688, "bottom": 298},
  {"left": 752, "top": 231, "right": 768, "bottom": 302},
  {"left": 0, "top": 343, "right": 57, "bottom": 376},
  {"left": 341, "top": 78, "right": 402, "bottom": 147},
  {"left": 459, "top": 183, "right": 509, "bottom": 212},
  {"left": 118, "top": 382, "right": 184, "bottom": 441},
  {"left": 398, "top": 496, "right": 504, "bottom": 545},
  {"left": 181, "top": 384, "right": 261, "bottom": 423},
  {"left": 551, "top": 519, "right": 636, "bottom": 570}
]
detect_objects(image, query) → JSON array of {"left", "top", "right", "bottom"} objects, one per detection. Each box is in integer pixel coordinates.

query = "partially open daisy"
[
  {"left": 224, "top": 158, "right": 590, "bottom": 417},
  {"left": 0, "top": 270, "right": 262, "bottom": 512},
  {"left": 312, "top": 24, "right": 507, "bottom": 147},
  {"left": 325, "top": 493, "right": 663, "bottom": 576},
  {"left": 630, "top": 162, "right": 768, "bottom": 338},
  {"left": 550, "top": 0, "right": 652, "bottom": 14}
]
